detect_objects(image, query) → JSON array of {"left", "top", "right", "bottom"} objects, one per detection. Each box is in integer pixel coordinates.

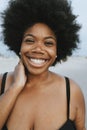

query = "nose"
[{"left": 32, "top": 42, "right": 45, "bottom": 54}]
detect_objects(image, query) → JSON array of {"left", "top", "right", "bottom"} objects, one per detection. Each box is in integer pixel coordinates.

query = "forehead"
[{"left": 24, "top": 23, "right": 56, "bottom": 38}]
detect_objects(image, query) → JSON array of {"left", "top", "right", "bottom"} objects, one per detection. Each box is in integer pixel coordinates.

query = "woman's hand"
[{"left": 12, "top": 60, "right": 27, "bottom": 91}]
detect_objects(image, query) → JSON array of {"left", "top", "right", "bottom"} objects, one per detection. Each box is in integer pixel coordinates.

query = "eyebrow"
[
  {"left": 23, "top": 34, "right": 56, "bottom": 41},
  {"left": 23, "top": 34, "right": 34, "bottom": 38}
]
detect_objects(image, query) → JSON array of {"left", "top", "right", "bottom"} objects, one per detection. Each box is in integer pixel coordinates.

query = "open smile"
[{"left": 27, "top": 57, "right": 49, "bottom": 68}]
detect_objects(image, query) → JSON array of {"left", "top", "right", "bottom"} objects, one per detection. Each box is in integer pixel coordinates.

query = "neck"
[{"left": 26, "top": 70, "right": 50, "bottom": 88}]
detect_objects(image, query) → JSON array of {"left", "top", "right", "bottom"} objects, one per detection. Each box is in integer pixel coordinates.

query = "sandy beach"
[{"left": 0, "top": 56, "right": 87, "bottom": 128}]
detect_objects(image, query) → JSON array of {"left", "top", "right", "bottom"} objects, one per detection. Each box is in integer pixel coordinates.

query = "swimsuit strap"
[
  {"left": 1, "top": 73, "right": 8, "bottom": 130},
  {"left": 1, "top": 72, "right": 8, "bottom": 95},
  {"left": 65, "top": 77, "right": 70, "bottom": 120}
]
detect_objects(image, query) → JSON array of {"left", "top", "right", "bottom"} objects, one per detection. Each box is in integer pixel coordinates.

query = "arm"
[
  {"left": 75, "top": 88, "right": 86, "bottom": 130},
  {"left": 71, "top": 81, "right": 86, "bottom": 130},
  {"left": 0, "top": 61, "right": 27, "bottom": 129}
]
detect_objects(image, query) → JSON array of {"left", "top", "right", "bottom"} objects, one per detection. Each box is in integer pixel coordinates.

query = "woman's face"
[{"left": 20, "top": 23, "right": 57, "bottom": 75}]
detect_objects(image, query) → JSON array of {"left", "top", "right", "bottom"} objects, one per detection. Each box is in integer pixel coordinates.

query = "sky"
[{"left": 0, "top": 0, "right": 87, "bottom": 57}]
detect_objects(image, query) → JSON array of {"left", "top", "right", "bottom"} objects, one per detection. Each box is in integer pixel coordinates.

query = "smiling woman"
[
  {"left": 0, "top": 0, "right": 86, "bottom": 130},
  {"left": 20, "top": 23, "right": 57, "bottom": 75}
]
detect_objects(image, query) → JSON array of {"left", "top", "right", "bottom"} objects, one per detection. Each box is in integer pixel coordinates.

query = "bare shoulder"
[
  {"left": 69, "top": 79, "right": 85, "bottom": 106},
  {"left": 52, "top": 73, "right": 84, "bottom": 99},
  {"left": 51, "top": 73, "right": 85, "bottom": 108},
  {"left": 0, "top": 72, "right": 14, "bottom": 94}
]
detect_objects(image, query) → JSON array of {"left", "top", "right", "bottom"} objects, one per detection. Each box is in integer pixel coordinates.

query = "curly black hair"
[{"left": 1, "top": 0, "right": 81, "bottom": 65}]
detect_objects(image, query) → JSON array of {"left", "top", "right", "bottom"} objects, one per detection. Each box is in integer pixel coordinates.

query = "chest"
[{"left": 6, "top": 87, "right": 75, "bottom": 130}]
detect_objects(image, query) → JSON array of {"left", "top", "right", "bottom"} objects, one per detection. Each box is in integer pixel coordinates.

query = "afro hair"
[{"left": 1, "top": 0, "right": 81, "bottom": 64}]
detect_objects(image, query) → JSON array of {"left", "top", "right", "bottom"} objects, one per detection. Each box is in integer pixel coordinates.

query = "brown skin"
[{"left": 0, "top": 23, "right": 86, "bottom": 130}]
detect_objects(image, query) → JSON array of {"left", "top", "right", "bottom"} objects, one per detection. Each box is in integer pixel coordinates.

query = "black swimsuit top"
[{"left": 1, "top": 72, "right": 76, "bottom": 130}]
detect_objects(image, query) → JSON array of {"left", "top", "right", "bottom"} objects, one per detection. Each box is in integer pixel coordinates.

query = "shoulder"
[
  {"left": 54, "top": 73, "right": 85, "bottom": 108},
  {"left": 69, "top": 79, "right": 85, "bottom": 106}
]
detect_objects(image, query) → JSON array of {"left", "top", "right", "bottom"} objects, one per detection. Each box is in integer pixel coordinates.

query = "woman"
[{"left": 0, "top": 0, "right": 85, "bottom": 130}]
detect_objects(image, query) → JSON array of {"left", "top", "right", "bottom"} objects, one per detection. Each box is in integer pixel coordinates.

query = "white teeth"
[{"left": 30, "top": 58, "right": 45, "bottom": 64}]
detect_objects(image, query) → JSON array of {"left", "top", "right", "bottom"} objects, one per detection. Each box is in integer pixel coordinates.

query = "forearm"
[{"left": 0, "top": 85, "right": 22, "bottom": 129}]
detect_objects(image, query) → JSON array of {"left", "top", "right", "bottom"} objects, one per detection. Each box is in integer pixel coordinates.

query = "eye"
[
  {"left": 23, "top": 38, "right": 34, "bottom": 44},
  {"left": 45, "top": 41, "right": 55, "bottom": 47}
]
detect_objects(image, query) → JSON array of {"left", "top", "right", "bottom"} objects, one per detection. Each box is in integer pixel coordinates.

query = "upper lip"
[{"left": 26, "top": 54, "right": 49, "bottom": 60}]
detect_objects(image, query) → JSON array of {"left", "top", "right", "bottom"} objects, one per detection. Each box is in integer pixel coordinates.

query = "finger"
[
  {"left": 18, "top": 59, "right": 23, "bottom": 65},
  {"left": 19, "top": 57, "right": 24, "bottom": 64}
]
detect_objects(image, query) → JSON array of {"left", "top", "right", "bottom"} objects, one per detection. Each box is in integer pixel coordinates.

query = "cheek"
[
  {"left": 20, "top": 43, "right": 30, "bottom": 53},
  {"left": 48, "top": 47, "right": 57, "bottom": 57},
  {"left": 20, "top": 43, "right": 25, "bottom": 52}
]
